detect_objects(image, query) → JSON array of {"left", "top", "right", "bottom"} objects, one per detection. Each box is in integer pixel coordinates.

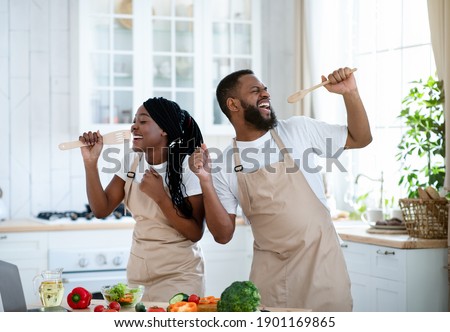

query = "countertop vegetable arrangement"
[
  {"left": 130, "top": 280, "right": 261, "bottom": 313},
  {"left": 64, "top": 280, "right": 262, "bottom": 312}
]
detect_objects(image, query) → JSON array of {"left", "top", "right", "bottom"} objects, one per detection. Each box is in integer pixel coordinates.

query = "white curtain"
[
  {"left": 427, "top": 0, "right": 450, "bottom": 311},
  {"left": 294, "top": 0, "right": 311, "bottom": 117},
  {"left": 427, "top": 0, "right": 450, "bottom": 192},
  {"left": 303, "top": 0, "right": 352, "bottom": 124}
]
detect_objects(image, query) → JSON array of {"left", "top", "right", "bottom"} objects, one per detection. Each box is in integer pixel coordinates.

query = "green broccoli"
[{"left": 217, "top": 280, "right": 261, "bottom": 312}]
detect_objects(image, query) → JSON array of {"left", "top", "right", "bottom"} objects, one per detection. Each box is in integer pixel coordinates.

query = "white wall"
[{"left": 0, "top": 0, "right": 299, "bottom": 219}]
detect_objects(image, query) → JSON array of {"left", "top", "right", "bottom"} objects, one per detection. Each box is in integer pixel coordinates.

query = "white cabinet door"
[
  {"left": 199, "top": 226, "right": 253, "bottom": 296},
  {"left": 347, "top": 272, "right": 372, "bottom": 312},
  {"left": 341, "top": 240, "right": 448, "bottom": 312},
  {"left": 371, "top": 246, "right": 406, "bottom": 282},
  {"left": 340, "top": 242, "right": 370, "bottom": 274},
  {"left": 0, "top": 232, "right": 48, "bottom": 305},
  {"left": 371, "top": 276, "right": 406, "bottom": 312}
]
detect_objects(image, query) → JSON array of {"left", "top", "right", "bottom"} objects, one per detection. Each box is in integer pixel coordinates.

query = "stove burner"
[{"left": 37, "top": 204, "right": 131, "bottom": 221}]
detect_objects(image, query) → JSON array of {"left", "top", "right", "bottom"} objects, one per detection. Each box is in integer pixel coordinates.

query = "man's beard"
[{"left": 242, "top": 100, "right": 278, "bottom": 131}]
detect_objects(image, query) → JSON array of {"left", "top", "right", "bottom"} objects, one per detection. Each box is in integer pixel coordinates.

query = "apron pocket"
[{"left": 127, "top": 252, "right": 150, "bottom": 284}]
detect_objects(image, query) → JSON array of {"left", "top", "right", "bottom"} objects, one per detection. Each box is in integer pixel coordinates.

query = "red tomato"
[
  {"left": 147, "top": 306, "right": 166, "bottom": 312},
  {"left": 188, "top": 294, "right": 200, "bottom": 304},
  {"left": 93, "top": 305, "right": 106, "bottom": 312},
  {"left": 108, "top": 301, "right": 121, "bottom": 311},
  {"left": 104, "top": 309, "right": 118, "bottom": 312}
]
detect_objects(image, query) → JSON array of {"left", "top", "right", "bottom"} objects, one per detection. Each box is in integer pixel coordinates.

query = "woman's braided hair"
[{"left": 142, "top": 97, "right": 204, "bottom": 218}]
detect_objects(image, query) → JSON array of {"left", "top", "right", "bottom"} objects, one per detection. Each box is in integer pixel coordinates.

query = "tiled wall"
[
  {"left": 0, "top": 0, "right": 297, "bottom": 220},
  {"left": 0, "top": 0, "right": 88, "bottom": 219}
]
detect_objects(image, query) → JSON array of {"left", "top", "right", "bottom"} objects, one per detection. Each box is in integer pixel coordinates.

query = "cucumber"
[{"left": 169, "top": 292, "right": 189, "bottom": 304}]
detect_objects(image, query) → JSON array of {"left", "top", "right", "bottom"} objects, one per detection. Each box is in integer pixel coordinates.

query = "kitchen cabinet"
[
  {"left": 199, "top": 225, "right": 253, "bottom": 296},
  {"left": 0, "top": 232, "right": 48, "bottom": 305},
  {"left": 340, "top": 240, "right": 448, "bottom": 311},
  {"left": 74, "top": 0, "right": 261, "bottom": 135}
]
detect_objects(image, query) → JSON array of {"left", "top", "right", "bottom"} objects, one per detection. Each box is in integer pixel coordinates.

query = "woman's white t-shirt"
[
  {"left": 211, "top": 116, "right": 348, "bottom": 215},
  {"left": 117, "top": 153, "right": 202, "bottom": 197}
]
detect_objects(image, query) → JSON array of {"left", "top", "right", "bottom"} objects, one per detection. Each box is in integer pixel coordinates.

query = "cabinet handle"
[
  {"left": 340, "top": 243, "right": 348, "bottom": 248},
  {"left": 376, "top": 249, "right": 395, "bottom": 255},
  {"left": 0, "top": 235, "right": 7, "bottom": 240}
]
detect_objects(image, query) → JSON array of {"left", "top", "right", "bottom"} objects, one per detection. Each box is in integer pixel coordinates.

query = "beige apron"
[
  {"left": 233, "top": 130, "right": 352, "bottom": 311},
  {"left": 123, "top": 154, "right": 205, "bottom": 302}
]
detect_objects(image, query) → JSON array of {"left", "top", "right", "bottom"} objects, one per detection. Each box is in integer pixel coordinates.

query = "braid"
[{"left": 142, "top": 97, "right": 204, "bottom": 219}]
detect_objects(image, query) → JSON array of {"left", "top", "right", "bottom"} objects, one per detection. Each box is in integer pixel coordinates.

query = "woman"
[{"left": 79, "top": 97, "right": 205, "bottom": 302}]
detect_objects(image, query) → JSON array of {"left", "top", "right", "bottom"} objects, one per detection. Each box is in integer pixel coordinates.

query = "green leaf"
[{"left": 397, "top": 74, "right": 445, "bottom": 196}]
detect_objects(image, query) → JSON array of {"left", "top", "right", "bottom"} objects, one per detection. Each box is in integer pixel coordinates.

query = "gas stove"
[{"left": 35, "top": 203, "right": 134, "bottom": 224}]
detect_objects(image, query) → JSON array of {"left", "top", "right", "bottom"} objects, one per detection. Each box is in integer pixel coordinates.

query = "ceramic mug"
[
  {"left": 390, "top": 209, "right": 403, "bottom": 221},
  {"left": 361, "top": 209, "right": 384, "bottom": 225}
]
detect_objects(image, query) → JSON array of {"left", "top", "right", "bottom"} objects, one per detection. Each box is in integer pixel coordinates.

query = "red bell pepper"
[{"left": 67, "top": 287, "right": 92, "bottom": 309}]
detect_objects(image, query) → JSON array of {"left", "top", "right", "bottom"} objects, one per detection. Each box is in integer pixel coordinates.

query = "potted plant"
[{"left": 396, "top": 75, "right": 446, "bottom": 198}]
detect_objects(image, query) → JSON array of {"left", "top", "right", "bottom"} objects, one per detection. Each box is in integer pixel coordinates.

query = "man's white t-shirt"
[
  {"left": 117, "top": 152, "right": 202, "bottom": 197},
  {"left": 211, "top": 116, "right": 348, "bottom": 215}
]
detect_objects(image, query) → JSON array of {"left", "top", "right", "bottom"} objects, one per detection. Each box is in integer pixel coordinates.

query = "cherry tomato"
[
  {"left": 147, "top": 306, "right": 166, "bottom": 312},
  {"left": 108, "top": 301, "right": 121, "bottom": 311},
  {"left": 188, "top": 294, "right": 200, "bottom": 304},
  {"left": 93, "top": 305, "right": 106, "bottom": 312},
  {"left": 104, "top": 308, "right": 118, "bottom": 312}
]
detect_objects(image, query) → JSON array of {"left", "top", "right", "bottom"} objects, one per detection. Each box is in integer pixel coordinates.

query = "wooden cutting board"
[{"left": 366, "top": 227, "right": 408, "bottom": 235}]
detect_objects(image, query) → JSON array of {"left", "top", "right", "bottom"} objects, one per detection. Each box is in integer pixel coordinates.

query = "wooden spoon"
[
  {"left": 287, "top": 68, "right": 358, "bottom": 103},
  {"left": 58, "top": 130, "right": 131, "bottom": 150}
]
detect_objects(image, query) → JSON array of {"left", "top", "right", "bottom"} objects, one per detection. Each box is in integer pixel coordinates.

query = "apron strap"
[
  {"left": 123, "top": 153, "right": 142, "bottom": 212},
  {"left": 270, "top": 129, "right": 297, "bottom": 169},
  {"left": 270, "top": 129, "right": 286, "bottom": 150},
  {"left": 231, "top": 140, "right": 243, "bottom": 172}
]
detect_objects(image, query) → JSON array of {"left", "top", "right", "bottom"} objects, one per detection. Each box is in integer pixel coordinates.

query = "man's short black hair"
[{"left": 216, "top": 69, "right": 254, "bottom": 119}]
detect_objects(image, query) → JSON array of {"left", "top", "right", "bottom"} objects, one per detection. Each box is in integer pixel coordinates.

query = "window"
[
  {"left": 305, "top": 0, "right": 436, "bottom": 212},
  {"left": 76, "top": 0, "right": 261, "bottom": 135},
  {"left": 350, "top": 0, "right": 436, "bottom": 209}
]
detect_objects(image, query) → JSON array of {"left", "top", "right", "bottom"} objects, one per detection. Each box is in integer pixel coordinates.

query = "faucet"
[{"left": 354, "top": 171, "right": 384, "bottom": 209}]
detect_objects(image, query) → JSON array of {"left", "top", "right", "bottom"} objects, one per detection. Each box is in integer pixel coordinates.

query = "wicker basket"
[{"left": 399, "top": 198, "right": 448, "bottom": 239}]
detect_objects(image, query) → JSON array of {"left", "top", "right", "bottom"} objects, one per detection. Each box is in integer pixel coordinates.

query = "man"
[{"left": 190, "top": 67, "right": 372, "bottom": 311}]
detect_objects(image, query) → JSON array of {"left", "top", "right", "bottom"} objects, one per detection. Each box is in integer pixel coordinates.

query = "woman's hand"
[
  {"left": 189, "top": 143, "right": 212, "bottom": 183},
  {"left": 79, "top": 131, "right": 103, "bottom": 165},
  {"left": 139, "top": 168, "right": 167, "bottom": 203}
]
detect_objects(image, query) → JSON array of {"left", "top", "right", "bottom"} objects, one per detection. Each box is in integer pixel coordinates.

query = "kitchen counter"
[
  {"left": 0, "top": 217, "right": 248, "bottom": 233},
  {"left": 334, "top": 221, "right": 447, "bottom": 249},
  {"left": 0, "top": 218, "right": 136, "bottom": 232},
  {"left": 2, "top": 219, "right": 448, "bottom": 249}
]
